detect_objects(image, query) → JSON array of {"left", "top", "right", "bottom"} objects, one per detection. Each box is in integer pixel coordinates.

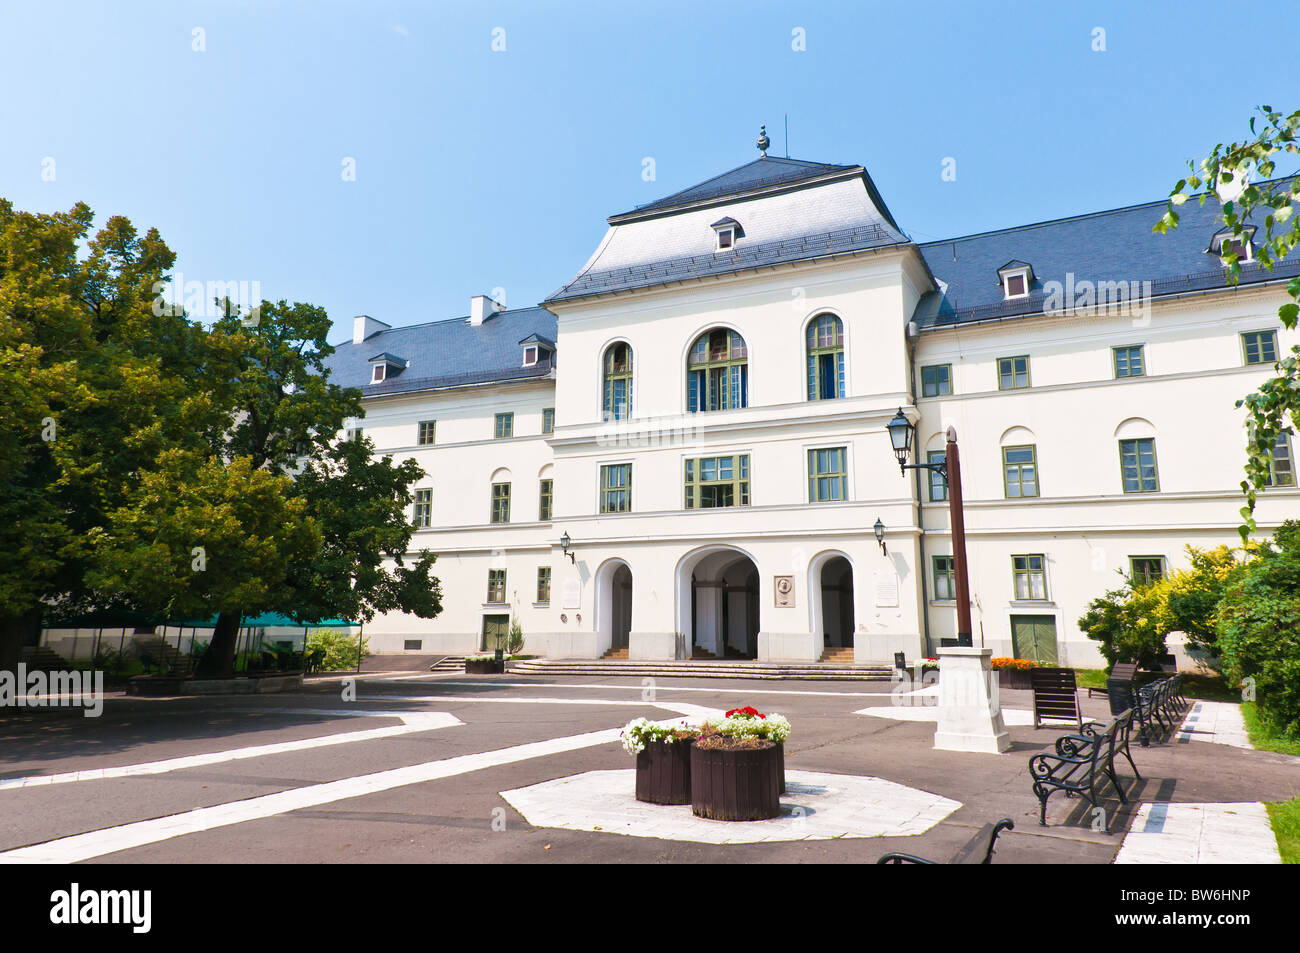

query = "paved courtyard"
[{"left": 0, "top": 671, "right": 1296, "bottom": 864}]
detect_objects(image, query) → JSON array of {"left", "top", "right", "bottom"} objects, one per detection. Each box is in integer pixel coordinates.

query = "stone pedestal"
[{"left": 933, "top": 646, "right": 1010, "bottom": 754}]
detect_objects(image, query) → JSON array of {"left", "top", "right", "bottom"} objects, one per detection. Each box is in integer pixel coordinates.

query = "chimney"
[
  {"left": 468, "top": 294, "right": 503, "bottom": 327},
  {"left": 353, "top": 314, "right": 390, "bottom": 344}
]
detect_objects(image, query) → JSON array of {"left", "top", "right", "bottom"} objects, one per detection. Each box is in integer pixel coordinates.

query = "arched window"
[
  {"left": 602, "top": 342, "right": 633, "bottom": 421},
  {"left": 806, "top": 313, "right": 844, "bottom": 400},
  {"left": 687, "top": 329, "right": 748, "bottom": 412}
]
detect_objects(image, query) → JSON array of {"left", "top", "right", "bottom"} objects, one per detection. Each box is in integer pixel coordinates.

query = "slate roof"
[
  {"left": 613, "top": 157, "right": 862, "bottom": 220},
  {"left": 914, "top": 179, "right": 1300, "bottom": 329},
  {"left": 322, "top": 306, "right": 557, "bottom": 397}
]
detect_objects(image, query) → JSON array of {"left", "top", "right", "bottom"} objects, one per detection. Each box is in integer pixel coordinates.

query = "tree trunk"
[
  {"left": 195, "top": 610, "right": 242, "bottom": 677},
  {"left": 0, "top": 610, "right": 43, "bottom": 674}
]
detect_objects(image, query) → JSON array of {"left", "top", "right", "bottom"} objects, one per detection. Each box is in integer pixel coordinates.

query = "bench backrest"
[
  {"left": 950, "top": 818, "right": 1015, "bottom": 864},
  {"left": 1109, "top": 661, "right": 1139, "bottom": 683},
  {"left": 1030, "top": 667, "right": 1082, "bottom": 728}
]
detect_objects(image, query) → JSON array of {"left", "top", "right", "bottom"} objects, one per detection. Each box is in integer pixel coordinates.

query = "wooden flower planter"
[
  {"left": 465, "top": 658, "right": 505, "bottom": 674},
  {"left": 635, "top": 739, "right": 693, "bottom": 805},
  {"left": 998, "top": 668, "right": 1033, "bottom": 690},
  {"left": 690, "top": 742, "right": 781, "bottom": 821}
]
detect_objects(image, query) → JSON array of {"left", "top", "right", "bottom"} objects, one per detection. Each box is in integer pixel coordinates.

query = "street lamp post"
[{"left": 887, "top": 408, "right": 974, "bottom": 647}]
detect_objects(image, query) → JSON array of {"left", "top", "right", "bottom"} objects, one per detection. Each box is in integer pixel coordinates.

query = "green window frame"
[
  {"left": 687, "top": 329, "right": 748, "bottom": 412},
  {"left": 1112, "top": 345, "right": 1145, "bottom": 378},
  {"left": 997, "top": 355, "right": 1030, "bottom": 390},
  {"left": 932, "top": 555, "right": 955, "bottom": 601},
  {"left": 921, "top": 364, "right": 952, "bottom": 397},
  {"left": 806, "top": 314, "right": 845, "bottom": 401},
  {"left": 494, "top": 412, "right": 514, "bottom": 439},
  {"left": 491, "top": 482, "right": 511, "bottom": 523},
  {"left": 487, "top": 569, "right": 506, "bottom": 604},
  {"left": 602, "top": 343, "right": 633, "bottom": 421},
  {"left": 1241, "top": 330, "right": 1278, "bottom": 366},
  {"left": 542, "top": 408, "right": 555, "bottom": 434},
  {"left": 1002, "top": 445, "right": 1039, "bottom": 498},
  {"left": 807, "top": 447, "right": 847, "bottom": 502},
  {"left": 684, "top": 454, "right": 750, "bottom": 508},
  {"left": 1119, "top": 438, "right": 1159, "bottom": 493},
  {"left": 1012, "top": 554, "right": 1048, "bottom": 601},
  {"left": 412, "top": 488, "right": 432, "bottom": 528},
  {"left": 600, "top": 464, "right": 632, "bottom": 513},
  {"left": 1129, "top": 556, "right": 1166, "bottom": 588},
  {"left": 927, "top": 450, "right": 948, "bottom": 502},
  {"left": 417, "top": 420, "right": 437, "bottom": 445},
  {"left": 1266, "top": 431, "right": 1295, "bottom": 487},
  {"left": 536, "top": 567, "right": 552, "bottom": 604},
  {"left": 538, "top": 479, "right": 553, "bottom": 520},
  {"left": 346, "top": 427, "right": 362, "bottom": 443}
]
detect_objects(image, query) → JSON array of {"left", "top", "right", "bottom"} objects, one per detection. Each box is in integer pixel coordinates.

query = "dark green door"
[
  {"left": 1010, "top": 615, "right": 1059, "bottom": 665},
  {"left": 481, "top": 615, "right": 509, "bottom": 652}
]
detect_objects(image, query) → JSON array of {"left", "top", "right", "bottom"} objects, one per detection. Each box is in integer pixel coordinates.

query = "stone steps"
[{"left": 508, "top": 658, "right": 893, "bottom": 681}]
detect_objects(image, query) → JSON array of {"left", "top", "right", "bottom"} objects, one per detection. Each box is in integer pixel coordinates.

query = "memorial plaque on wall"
[
  {"left": 773, "top": 575, "right": 795, "bottom": 608},
  {"left": 562, "top": 579, "right": 581, "bottom": 610},
  {"left": 873, "top": 570, "right": 899, "bottom": 607}
]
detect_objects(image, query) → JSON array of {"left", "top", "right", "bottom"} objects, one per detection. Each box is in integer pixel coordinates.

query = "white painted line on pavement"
[
  {"left": 1116, "top": 802, "right": 1281, "bottom": 864},
  {"left": 370, "top": 680, "right": 888, "bottom": 698},
  {"left": 0, "top": 712, "right": 462, "bottom": 791},
  {"left": 0, "top": 726, "right": 627, "bottom": 864}
]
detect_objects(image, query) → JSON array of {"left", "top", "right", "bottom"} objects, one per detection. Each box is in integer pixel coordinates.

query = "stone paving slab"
[
  {"left": 1115, "top": 802, "right": 1281, "bottom": 864},
  {"left": 1176, "top": 701, "right": 1253, "bottom": 749},
  {"left": 500, "top": 768, "right": 961, "bottom": 845}
]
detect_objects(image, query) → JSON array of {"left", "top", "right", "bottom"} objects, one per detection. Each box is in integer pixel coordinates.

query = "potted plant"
[
  {"left": 690, "top": 706, "right": 792, "bottom": 821},
  {"left": 621, "top": 718, "right": 697, "bottom": 804},
  {"left": 465, "top": 653, "right": 506, "bottom": 674},
  {"left": 992, "top": 657, "right": 1036, "bottom": 689}
]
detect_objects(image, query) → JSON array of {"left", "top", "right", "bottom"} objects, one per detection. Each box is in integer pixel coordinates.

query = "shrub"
[
  {"left": 1078, "top": 583, "right": 1167, "bottom": 667},
  {"left": 1215, "top": 521, "right": 1300, "bottom": 739},
  {"left": 991, "top": 657, "right": 1037, "bottom": 671},
  {"left": 306, "top": 628, "right": 369, "bottom": 671},
  {"left": 506, "top": 619, "right": 525, "bottom": 655}
]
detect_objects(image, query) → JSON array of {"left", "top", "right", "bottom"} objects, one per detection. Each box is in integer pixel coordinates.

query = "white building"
[{"left": 324, "top": 138, "right": 1298, "bottom": 668}]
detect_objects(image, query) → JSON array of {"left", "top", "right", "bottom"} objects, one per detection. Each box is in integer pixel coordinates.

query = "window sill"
[
  {"left": 929, "top": 599, "right": 957, "bottom": 607},
  {"left": 481, "top": 603, "right": 508, "bottom": 610},
  {"left": 1009, "top": 600, "right": 1056, "bottom": 608},
  {"left": 532, "top": 602, "right": 550, "bottom": 608}
]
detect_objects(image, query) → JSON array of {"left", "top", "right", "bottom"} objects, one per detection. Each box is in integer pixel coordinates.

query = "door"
[
  {"left": 1010, "top": 615, "right": 1059, "bottom": 665},
  {"left": 481, "top": 615, "right": 510, "bottom": 652}
]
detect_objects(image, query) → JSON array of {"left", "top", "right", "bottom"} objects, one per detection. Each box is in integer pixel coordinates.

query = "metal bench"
[
  {"left": 1029, "top": 711, "right": 1137, "bottom": 833},
  {"left": 1030, "top": 667, "right": 1084, "bottom": 730},
  {"left": 877, "top": 818, "right": 1015, "bottom": 864}
]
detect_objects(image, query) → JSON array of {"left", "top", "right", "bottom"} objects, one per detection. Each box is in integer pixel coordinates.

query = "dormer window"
[
  {"left": 518, "top": 333, "right": 555, "bottom": 368},
  {"left": 997, "top": 260, "right": 1034, "bottom": 300},
  {"left": 711, "top": 217, "right": 743, "bottom": 252},
  {"left": 1210, "top": 226, "right": 1255, "bottom": 265},
  {"left": 368, "top": 352, "right": 406, "bottom": 384}
]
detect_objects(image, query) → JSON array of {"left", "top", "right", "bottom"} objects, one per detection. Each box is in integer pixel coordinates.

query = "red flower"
[{"left": 725, "top": 706, "right": 766, "bottom": 719}]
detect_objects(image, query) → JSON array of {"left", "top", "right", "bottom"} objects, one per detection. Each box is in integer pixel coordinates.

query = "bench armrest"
[{"left": 877, "top": 852, "right": 937, "bottom": 865}]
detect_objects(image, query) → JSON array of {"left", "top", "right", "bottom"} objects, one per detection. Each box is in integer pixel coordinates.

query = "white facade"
[{"left": 349, "top": 156, "right": 1297, "bottom": 668}]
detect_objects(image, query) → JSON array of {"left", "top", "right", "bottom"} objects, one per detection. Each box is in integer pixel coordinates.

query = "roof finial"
[{"left": 756, "top": 124, "right": 770, "bottom": 157}]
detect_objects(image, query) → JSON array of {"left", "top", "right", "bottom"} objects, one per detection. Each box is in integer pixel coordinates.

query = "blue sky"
[{"left": 2, "top": 1, "right": 1296, "bottom": 342}]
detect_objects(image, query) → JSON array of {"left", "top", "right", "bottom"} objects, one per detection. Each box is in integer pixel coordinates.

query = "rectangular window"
[
  {"left": 536, "top": 567, "right": 552, "bottom": 604},
  {"left": 1266, "top": 431, "right": 1295, "bottom": 487},
  {"left": 932, "top": 555, "right": 955, "bottom": 601},
  {"left": 417, "top": 420, "right": 436, "bottom": 445},
  {"left": 494, "top": 412, "right": 514, "bottom": 439},
  {"left": 404, "top": 639, "right": 422, "bottom": 651},
  {"left": 487, "top": 569, "right": 506, "bottom": 604},
  {"left": 538, "top": 479, "right": 553, "bottom": 520},
  {"left": 491, "top": 482, "right": 511, "bottom": 523},
  {"left": 808, "top": 447, "right": 847, "bottom": 502},
  {"left": 1129, "top": 556, "right": 1166, "bottom": 588},
  {"left": 997, "top": 355, "right": 1030, "bottom": 390},
  {"left": 921, "top": 364, "right": 952, "bottom": 397},
  {"left": 1119, "top": 438, "right": 1159, "bottom": 493},
  {"left": 684, "top": 454, "right": 750, "bottom": 509},
  {"left": 371, "top": 364, "right": 386, "bottom": 383},
  {"left": 542, "top": 408, "right": 555, "bottom": 435},
  {"left": 1242, "top": 330, "right": 1279, "bottom": 366},
  {"left": 1002, "top": 445, "right": 1039, "bottom": 498},
  {"left": 927, "top": 450, "right": 948, "bottom": 502},
  {"left": 1012, "top": 554, "right": 1048, "bottom": 601},
  {"left": 346, "top": 427, "right": 362, "bottom": 443},
  {"left": 600, "top": 464, "right": 632, "bottom": 513},
  {"left": 412, "top": 488, "right": 432, "bottom": 528},
  {"left": 1113, "top": 345, "right": 1145, "bottom": 378}
]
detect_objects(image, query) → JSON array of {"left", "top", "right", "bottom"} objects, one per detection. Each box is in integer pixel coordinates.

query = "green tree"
[
  {"left": 1078, "top": 582, "right": 1167, "bottom": 668},
  {"left": 1155, "top": 107, "right": 1300, "bottom": 540},
  {"left": 1215, "top": 521, "right": 1300, "bottom": 738}
]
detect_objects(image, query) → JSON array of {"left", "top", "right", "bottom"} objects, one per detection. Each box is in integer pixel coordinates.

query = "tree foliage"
[{"left": 1155, "top": 107, "right": 1300, "bottom": 540}]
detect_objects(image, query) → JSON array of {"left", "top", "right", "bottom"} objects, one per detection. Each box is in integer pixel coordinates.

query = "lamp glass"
[{"left": 886, "top": 408, "right": 912, "bottom": 454}]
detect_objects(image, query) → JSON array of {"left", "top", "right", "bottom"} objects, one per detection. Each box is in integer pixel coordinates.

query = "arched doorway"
[
  {"left": 675, "top": 547, "right": 760, "bottom": 660},
  {"left": 596, "top": 559, "right": 633, "bottom": 656},
  {"left": 819, "top": 556, "right": 855, "bottom": 649}
]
